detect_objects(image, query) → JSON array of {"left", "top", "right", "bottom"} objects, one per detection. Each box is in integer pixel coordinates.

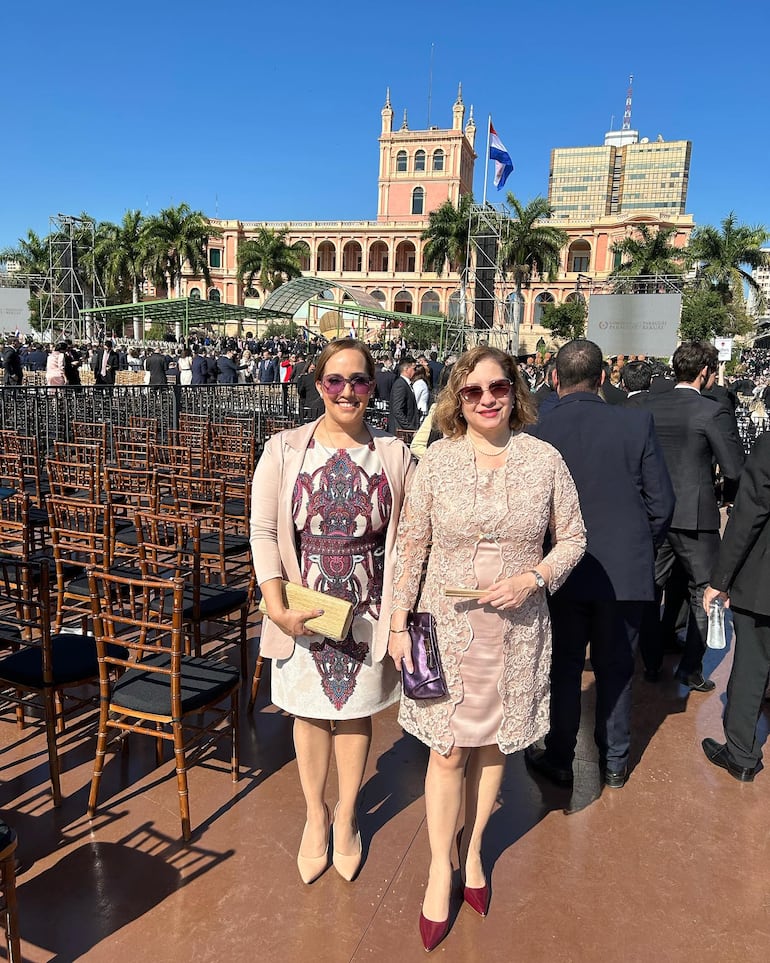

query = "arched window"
[
  {"left": 506, "top": 292, "right": 524, "bottom": 327},
  {"left": 432, "top": 149, "right": 445, "bottom": 171},
  {"left": 396, "top": 150, "right": 408, "bottom": 172},
  {"left": 342, "top": 240, "right": 363, "bottom": 272},
  {"left": 421, "top": 291, "right": 440, "bottom": 316},
  {"left": 316, "top": 240, "right": 336, "bottom": 272},
  {"left": 292, "top": 240, "right": 311, "bottom": 272},
  {"left": 567, "top": 240, "right": 591, "bottom": 273},
  {"left": 415, "top": 149, "right": 426, "bottom": 172},
  {"left": 411, "top": 187, "right": 425, "bottom": 215},
  {"left": 370, "top": 290, "right": 386, "bottom": 308},
  {"left": 189, "top": 288, "right": 201, "bottom": 300},
  {"left": 395, "top": 240, "right": 417, "bottom": 273},
  {"left": 368, "top": 240, "right": 389, "bottom": 272},
  {"left": 565, "top": 291, "right": 586, "bottom": 305},
  {"left": 448, "top": 290, "right": 463, "bottom": 322},
  {"left": 394, "top": 290, "right": 413, "bottom": 314},
  {"left": 208, "top": 288, "right": 221, "bottom": 303},
  {"left": 534, "top": 292, "right": 555, "bottom": 326}
]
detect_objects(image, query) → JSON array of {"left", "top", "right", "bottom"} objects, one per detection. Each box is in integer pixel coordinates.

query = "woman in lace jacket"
[{"left": 388, "top": 346, "right": 585, "bottom": 951}]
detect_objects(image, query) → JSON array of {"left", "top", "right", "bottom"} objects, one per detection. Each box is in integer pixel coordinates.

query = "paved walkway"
[{"left": 2, "top": 626, "right": 767, "bottom": 962}]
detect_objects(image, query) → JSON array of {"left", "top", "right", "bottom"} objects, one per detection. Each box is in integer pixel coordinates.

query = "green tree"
[
  {"left": 499, "top": 195, "right": 568, "bottom": 334},
  {"left": 679, "top": 287, "right": 752, "bottom": 341},
  {"left": 95, "top": 209, "right": 148, "bottom": 304},
  {"left": 610, "top": 224, "right": 683, "bottom": 277},
  {"left": 144, "top": 203, "right": 216, "bottom": 298},
  {"left": 687, "top": 212, "right": 770, "bottom": 314},
  {"left": 421, "top": 194, "right": 474, "bottom": 323},
  {"left": 237, "top": 228, "right": 304, "bottom": 294},
  {"left": 540, "top": 298, "right": 586, "bottom": 341}
]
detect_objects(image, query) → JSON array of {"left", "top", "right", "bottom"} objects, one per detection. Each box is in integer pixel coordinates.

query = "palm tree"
[
  {"left": 421, "top": 194, "right": 474, "bottom": 322},
  {"left": 96, "top": 210, "right": 148, "bottom": 304},
  {"left": 499, "top": 194, "right": 568, "bottom": 333},
  {"left": 144, "top": 203, "right": 216, "bottom": 298},
  {"left": 610, "top": 223, "right": 683, "bottom": 277},
  {"left": 237, "top": 228, "right": 303, "bottom": 293},
  {"left": 687, "top": 213, "right": 770, "bottom": 311},
  {"left": 1, "top": 229, "right": 49, "bottom": 279}
]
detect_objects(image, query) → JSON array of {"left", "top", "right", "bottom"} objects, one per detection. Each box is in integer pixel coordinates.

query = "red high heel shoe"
[
  {"left": 419, "top": 912, "right": 449, "bottom": 952},
  {"left": 457, "top": 827, "right": 490, "bottom": 916}
]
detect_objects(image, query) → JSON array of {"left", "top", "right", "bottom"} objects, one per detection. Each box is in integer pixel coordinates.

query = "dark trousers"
[
  {"left": 642, "top": 529, "right": 720, "bottom": 676},
  {"left": 724, "top": 608, "right": 770, "bottom": 768},
  {"left": 545, "top": 597, "right": 645, "bottom": 771}
]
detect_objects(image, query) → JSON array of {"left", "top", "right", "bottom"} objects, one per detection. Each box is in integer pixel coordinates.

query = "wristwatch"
[{"left": 530, "top": 570, "right": 546, "bottom": 589}]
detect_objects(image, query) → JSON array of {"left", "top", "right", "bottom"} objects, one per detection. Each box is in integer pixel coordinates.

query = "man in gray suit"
[{"left": 640, "top": 341, "right": 745, "bottom": 690}]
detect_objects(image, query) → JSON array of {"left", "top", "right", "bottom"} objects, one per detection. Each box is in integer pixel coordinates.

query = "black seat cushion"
[
  {"left": 151, "top": 585, "right": 248, "bottom": 621},
  {"left": 0, "top": 634, "right": 129, "bottom": 688},
  {"left": 111, "top": 652, "right": 239, "bottom": 714},
  {"left": 198, "top": 533, "right": 250, "bottom": 557},
  {"left": 224, "top": 499, "right": 246, "bottom": 517},
  {"left": 115, "top": 525, "right": 138, "bottom": 546}
]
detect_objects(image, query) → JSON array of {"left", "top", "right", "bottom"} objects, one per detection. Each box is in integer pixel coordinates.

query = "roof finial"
[
  {"left": 622, "top": 74, "right": 633, "bottom": 131},
  {"left": 468, "top": 104, "right": 475, "bottom": 122},
  {"left": 385, "top": 86, "right": 391, "bottom": 108},
  {"left": 456, "top": 81, "right": 463, "bottom": 103},
  {"left": 401, "top": 108, "right": 409, "bottom": 130}
]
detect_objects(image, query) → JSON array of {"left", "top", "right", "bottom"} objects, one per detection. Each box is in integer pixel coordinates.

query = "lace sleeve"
[
  {"left": 391, "top": 455, "right": 434, "bottom": 613},
  {"left": 543, "top": 452, "right": 586, "bottom": 593}
]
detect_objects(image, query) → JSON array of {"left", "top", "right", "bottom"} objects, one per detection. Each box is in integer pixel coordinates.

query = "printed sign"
[{"left": 587, "top": 293, "right": 681, "bottom": 357}]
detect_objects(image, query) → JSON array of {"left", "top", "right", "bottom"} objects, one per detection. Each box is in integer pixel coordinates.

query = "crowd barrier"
[{"left": 0, "top": 384, "right": 300, "bottom": 457}]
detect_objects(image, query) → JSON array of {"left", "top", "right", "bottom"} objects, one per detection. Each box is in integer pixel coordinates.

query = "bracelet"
[{"left": 390, "top": 628, "right": 409, "bottom": 634}]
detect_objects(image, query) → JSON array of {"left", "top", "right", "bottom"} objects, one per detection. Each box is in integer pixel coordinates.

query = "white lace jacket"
[{"left": 391, "top": 432, "right": 586, "bottom": 755}]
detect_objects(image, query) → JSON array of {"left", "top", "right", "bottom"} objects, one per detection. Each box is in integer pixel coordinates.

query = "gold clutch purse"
[{"left": 258, "top": 581, "right": 355, "bottom": 643}]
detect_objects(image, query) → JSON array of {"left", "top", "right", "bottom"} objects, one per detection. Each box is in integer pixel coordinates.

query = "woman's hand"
[
  {"left": 477, "top": 573, "right": 538, "bottom": 611},
  {"left": 268, "top": 607, "right": 325, "bottom": 639},
  {"left": 388, "top": 629, "right": 414, "bottom": 674}
]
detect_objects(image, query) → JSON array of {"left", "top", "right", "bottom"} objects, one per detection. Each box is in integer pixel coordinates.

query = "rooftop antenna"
[
  {"left": 427, "top": 43, "right": 434, "bottom": 126},
  {"left": 609, "top": 113, "right": 615, "bottom": 130},
  {"left": 622, "top": 74, "right": 634, "bottom": 130}
]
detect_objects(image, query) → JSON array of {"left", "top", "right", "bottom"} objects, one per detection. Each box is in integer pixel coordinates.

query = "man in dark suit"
[
  {"left": 533, "top": 360, "right": 560, "bottom": 417},
  {"left": 375, "top": 356, "right": 396, "bottom": 402},
  {"left": 191, "top": 347, "right": 209, "bottom": 385},
  {"left": 599, "top": 361, "right": 627, "bottom": 405},
  {"left": 641, "top": 341, "right": 745, "bottom": 690},
  {"left": 527, "top": 339, "right": 674, "bottom": 788},
  {"left": 92, "top": 339, "right": 119, "bottom": 387},
  {"left": 701, "top": 432, "right": 770, "bottom": 781},
  {"left": 621, "top": 359, "right": 652, "bottom": 407},
  {"left": 387, "top": 357, "right": 419, "bottom": 434},
  {"left": 144, "top": 348, "right": 168, "bottom": 385}
]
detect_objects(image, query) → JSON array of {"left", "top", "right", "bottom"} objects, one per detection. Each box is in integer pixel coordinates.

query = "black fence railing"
[{"left": 0, "top": 384, "right": 302, "bottom": 457}]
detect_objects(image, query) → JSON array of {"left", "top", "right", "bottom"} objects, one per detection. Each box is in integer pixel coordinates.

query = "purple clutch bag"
[{"left": 401, "top": 612, "right": 447, "bottom": 700}]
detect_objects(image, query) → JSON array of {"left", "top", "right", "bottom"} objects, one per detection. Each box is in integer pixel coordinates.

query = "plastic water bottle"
[{"left": 706, "top": 598, "right": 726, "bottom": 650}]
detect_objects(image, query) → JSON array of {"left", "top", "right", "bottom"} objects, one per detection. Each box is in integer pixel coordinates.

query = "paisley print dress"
[{"left": 270, "top": 438, "right": 401, "bottom": 719}]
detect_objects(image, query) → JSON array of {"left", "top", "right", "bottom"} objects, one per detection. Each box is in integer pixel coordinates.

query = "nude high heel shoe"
[
  {"left": 297, "top": 804, "right": 330, "bottom": 884},
  {"left": 331, "top": 803, "right": 362, "bottom": 881}
]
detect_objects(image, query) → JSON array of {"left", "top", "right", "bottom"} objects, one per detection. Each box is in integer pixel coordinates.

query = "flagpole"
[{"left": 482, "top": 114, "right": 492, "bottom": 206}]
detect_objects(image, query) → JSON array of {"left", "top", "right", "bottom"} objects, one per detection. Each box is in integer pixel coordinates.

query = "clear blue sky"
[{"left": 2, "top": 0, "right": 768, "bottom": 250}]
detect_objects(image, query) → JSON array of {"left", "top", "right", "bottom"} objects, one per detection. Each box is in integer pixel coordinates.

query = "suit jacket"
[
  {"left": 623, "top": 391, "right": 650, "bottom": 408},
  {"left": 599, "top": 381, "right": 626, "bottom": 405},
  {"left": 93, "top": 348, "right": 118, "bottom": 385},
  {"left": 532, "top": 392, "right": 674, "bottom": 601},
  {"left": 250, "top": 419, "right": 414, "bottom": 660},
  {"left": 375, "top": 367, "right": 396, "bottom": 401},
  {"left": 216, "top": 356, "right": 239, "bottom": 384},
  {"left": 641, "top": 386, "right": 745, "bottom": 531},
  {"left": 388, "top": 376, "right": 419, "bottom": 433},
  {"left": 709, "top": 432, "right": 770, "bottom": 617},
  {"left": 191, "top": 355, "right": 208, "bottom": 385},
  {"left": 144, "top": 352, "right": 168, "bottom": 385}
]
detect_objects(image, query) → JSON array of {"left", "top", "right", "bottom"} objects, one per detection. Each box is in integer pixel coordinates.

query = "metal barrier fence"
[{"left": 0, "top": 384, "right": 301, "bottom": 456}]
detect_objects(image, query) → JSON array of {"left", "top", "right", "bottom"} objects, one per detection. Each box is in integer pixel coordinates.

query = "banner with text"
[
  {"left": 0, "top": 287, "right": 32, "bottom": 336},
  {"left": 587, "top": 293, "right": 681, "bottom": 357}
]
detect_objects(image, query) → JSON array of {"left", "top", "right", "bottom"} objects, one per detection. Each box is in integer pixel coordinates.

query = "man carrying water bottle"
[{"left": 702, "top": 431, "right": 770, "bottom": 782}]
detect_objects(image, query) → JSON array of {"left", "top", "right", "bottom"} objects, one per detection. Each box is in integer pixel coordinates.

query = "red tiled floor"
[{"left": 1, "top": 624, "right": 768, "bottom": 963}]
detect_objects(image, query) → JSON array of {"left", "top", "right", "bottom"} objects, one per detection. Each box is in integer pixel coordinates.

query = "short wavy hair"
[
  {"left": 314, "top": 338, "right": 375, "bottom": 383},
  {"left": 434, "top": 346, "right": 536, "bottom": 439}
]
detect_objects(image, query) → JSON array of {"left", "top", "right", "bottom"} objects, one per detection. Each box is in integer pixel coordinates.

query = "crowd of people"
[{"left": 248, "top": 335, "right": 769, "bottom": 953}]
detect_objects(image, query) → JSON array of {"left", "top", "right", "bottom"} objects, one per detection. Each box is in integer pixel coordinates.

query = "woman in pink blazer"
[{"left": 250, "top": 339, "right": 414, "bottom": 884}]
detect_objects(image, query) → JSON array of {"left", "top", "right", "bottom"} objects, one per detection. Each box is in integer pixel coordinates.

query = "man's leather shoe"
[
  {"left": 675, "top": 668, "right": 715, "bottom": 692},
  {"left": 603, "top": 766, "right": 628, "bottom": 789},
  {"left": 524, "top": 745, "right": 573, "bottom": 786},
  {"left": 702, "top": 738, "right": 757, "bottom": 782}
]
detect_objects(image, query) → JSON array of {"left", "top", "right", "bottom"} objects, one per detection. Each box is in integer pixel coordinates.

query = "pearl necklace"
[{"left": 468, "top": 433, "right": 513, "bottom": 457}]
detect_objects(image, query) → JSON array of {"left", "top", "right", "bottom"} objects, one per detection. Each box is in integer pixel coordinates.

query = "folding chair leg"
[
  {"left": 231, "top": 690, "right": 240, "bottom": 783},
  {"left": 44, "top": 689, "right": 63, "bottom": 807},
  {"left": 172, "top": 724, "right": 191, "bottom": 841},
  {"left": 0, "top": 836, "right": 21, "bottom": 963},
  {"left": 155, "top": 725, "right": 164, "bottom": 767},
  {"left": 248, "top": 655, "right": 264, "bottom": 711},
  {"left": 88, "top": 702, "right": 110, "bottom": 818}
]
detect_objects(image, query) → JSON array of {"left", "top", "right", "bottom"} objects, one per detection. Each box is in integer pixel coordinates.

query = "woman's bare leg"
[
  {"left": 461, "top": 745, "right": 506, "bottom": 887},
  {"left": 422, "top": 746, "right": 469, "bottom": 921}
]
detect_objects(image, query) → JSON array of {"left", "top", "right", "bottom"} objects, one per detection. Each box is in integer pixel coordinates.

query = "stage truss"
[{"left": 42, "top": 214, "right": 107, "bottom": 343}]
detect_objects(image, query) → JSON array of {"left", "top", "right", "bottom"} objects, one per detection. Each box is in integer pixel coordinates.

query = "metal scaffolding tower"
[{"left": 43, "top": 214, "right": 106, "bottom": 342}]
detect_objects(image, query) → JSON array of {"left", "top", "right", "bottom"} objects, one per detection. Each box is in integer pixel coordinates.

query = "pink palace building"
[{"left": 181, "top": 87, "right": 694, "bottom": 353}]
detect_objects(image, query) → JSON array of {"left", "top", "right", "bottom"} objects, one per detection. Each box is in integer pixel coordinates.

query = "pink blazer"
[{"left": 250, "top": 418, "right": 414, "bottom": 661}]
